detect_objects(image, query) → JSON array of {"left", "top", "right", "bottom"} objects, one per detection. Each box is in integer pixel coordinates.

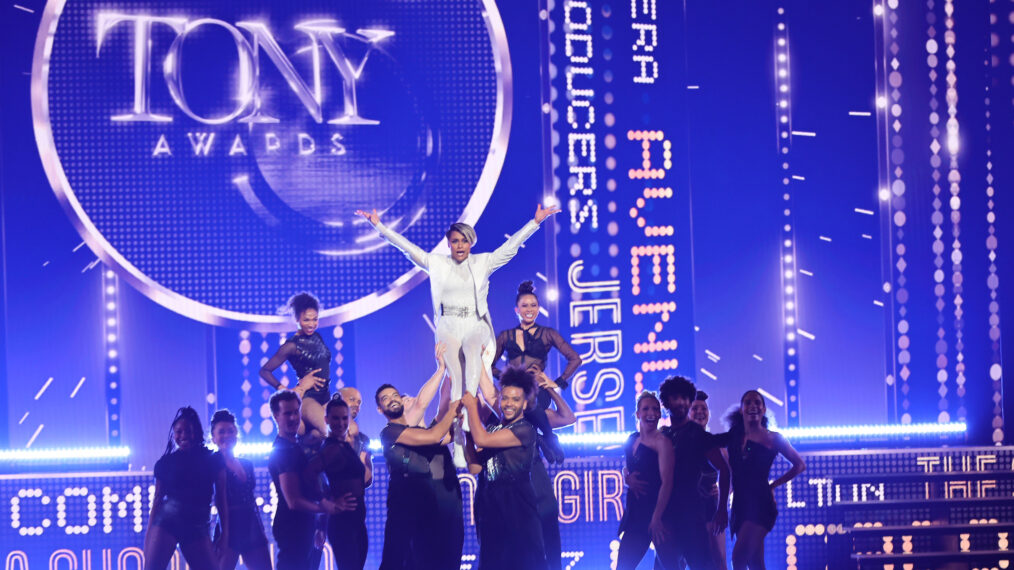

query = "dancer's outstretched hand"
[
  {"left": 461, "top": 392, "right": 478, "bottom": 409},
  {"left": 355, "top": 208, "right": 380, "bottom": 226},
  {"left": 534, "top": 203, "right": 561, "bottom": 223},
  {"left": 449, "top": 399, "right": 464, "bottom": 417}
]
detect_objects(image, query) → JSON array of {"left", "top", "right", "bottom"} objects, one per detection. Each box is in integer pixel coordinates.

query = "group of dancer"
[
  {"left": 617, "top": 381, "right": 805, "bottom": 570},
  {"left": 142, "top": 205, "right": 805, "bottom": 570}
]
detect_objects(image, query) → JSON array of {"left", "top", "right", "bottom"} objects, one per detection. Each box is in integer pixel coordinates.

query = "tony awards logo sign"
[{"left": 33, "top": 0, "right": 512, "bottom": 328}]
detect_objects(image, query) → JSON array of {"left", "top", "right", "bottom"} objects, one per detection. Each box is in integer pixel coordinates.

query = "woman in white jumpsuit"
[{"left": 356, "top": 205, "right": 559, "bottom": 464}]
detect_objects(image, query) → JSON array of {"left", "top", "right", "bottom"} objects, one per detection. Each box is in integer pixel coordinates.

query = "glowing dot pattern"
[
  {"left": 986, "top": 2, "right": 1004, "bottom": 444},
  {"left": 926, "top": 10, "right": 951, "bottom": 420},
  {"left": 880, "top": 0, "right": 912, "bottom": 424},
  {"left": 942, "top": 0, "right": 965, "bottom": 422},
  {"left": 773, "top": 7, "right": 801, "bottom": 426},
  {"left": 626, "top": 130, "right": 669, "bottom": 179},
  {"left": 629, "top": 245, "right": 676, "bottom": 296},
  {"left": 102, "top": 267, "right": 122, "bottom": 444}
]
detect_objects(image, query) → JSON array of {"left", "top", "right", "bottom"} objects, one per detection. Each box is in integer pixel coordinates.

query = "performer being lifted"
[{"left": 356, "top": 204, "right": 559, "bottom": 464}]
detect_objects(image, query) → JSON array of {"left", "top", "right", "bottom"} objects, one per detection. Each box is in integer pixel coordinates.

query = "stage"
[
  {"left": 3, "top": 444, "right": 1011, "bottom": 569},
  {"left": 1, "top": 0, "right": 1013, "bottom": 568}
]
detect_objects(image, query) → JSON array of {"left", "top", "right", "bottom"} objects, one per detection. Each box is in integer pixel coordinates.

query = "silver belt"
[{"left": 441, "top": 305, "right": 475, "bottom": 318}]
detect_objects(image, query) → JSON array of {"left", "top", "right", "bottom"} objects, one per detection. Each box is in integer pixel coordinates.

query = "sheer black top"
[
  {"left": 380, "top": 423, "right": 448, "bottom": 479},
  {"left": 492, "top": 325, "right": 582, "bottom": 383},
  {"left": 215, "top": 453, "right": 257, "bottom": 514},
  {"left": 314, "top": 437, "right": 366, "bottom": 501},
  {"left": 479, "top": 419, "right": 537, "bottom": 483}
]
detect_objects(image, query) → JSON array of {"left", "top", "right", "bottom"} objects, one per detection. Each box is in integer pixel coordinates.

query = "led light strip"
[
  {"left": 773, "top": 6, "right": 802, "bottom": 426},
  {"left": 103, "top": 268, "right": 122, "bottom": 444},
  {"left": 0, "top": 447, "right": 131, "bottom": 461},
  {"left": 0, "top": 422, "right": 954, "bottom": 462},
  {"left": 779, "top": 421, "right": 966, "bottom": 439}
]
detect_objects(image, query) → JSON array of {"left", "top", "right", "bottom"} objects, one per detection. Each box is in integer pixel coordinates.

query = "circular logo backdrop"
[{"left": 33, "top": 0, "right": 512, "bottom": 328}]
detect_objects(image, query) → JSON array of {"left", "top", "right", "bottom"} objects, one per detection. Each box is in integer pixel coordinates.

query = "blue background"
[{"left": 1, "top": 0, "right": 1011, "bottom": 472}]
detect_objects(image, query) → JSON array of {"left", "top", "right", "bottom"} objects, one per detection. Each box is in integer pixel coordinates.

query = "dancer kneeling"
[{"left": 462, "top": 368, "right": 548, "bottom": 570}]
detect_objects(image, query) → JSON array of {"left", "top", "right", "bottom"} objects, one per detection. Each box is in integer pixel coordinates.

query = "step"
[
  {"left": 844, "top": 522, "right": 1014, "bottom": 536},
  {"left": 831, "top": 471, "right": 1014, "bottom": 483},
  {"left": 832, "top": 496, "right": 1014, "bottom": 510},
  {"left": 853, "top": 549, "right": 1014, "bottom": 564}
]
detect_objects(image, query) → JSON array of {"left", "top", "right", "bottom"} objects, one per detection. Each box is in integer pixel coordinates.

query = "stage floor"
[{"left": 4, "top": 446, "right": 1013, "bottom": 569}]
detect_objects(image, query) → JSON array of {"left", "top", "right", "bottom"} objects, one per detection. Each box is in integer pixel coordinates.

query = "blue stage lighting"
[
  {"left": 0, "top": 446, "right": 130, "bottom": 461},
  {"left": 778, "top": 422, "right": 967, "bottom": 439}
]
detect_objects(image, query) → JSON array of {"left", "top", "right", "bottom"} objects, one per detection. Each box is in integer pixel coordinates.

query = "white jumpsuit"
[
  {"left": 436, "top": 261, "right": 489, "bottom": 401},
  {"left": 374, "top": 218, "right": 542, "bottom": 463}
]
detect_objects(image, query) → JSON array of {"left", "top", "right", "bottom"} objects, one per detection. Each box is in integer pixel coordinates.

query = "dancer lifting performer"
[{"left": 356, "top": 204, "right": 559, "bottom": 464}]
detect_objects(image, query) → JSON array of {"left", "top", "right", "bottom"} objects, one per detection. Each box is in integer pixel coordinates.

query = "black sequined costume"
[
  {"left": 283, "top": 331, "right": 332, "bottom": 405},
  {"left": 475, "top": 419, "right": 546, "bottom": 570},
  {"left": 213, "top": 454, "right": 268, "bottom": 553}
]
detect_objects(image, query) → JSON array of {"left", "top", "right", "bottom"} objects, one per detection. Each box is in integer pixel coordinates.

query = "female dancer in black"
[
  {"left": 718, "top": 391, "right": 805, "bottom": 570},
  {"left": 309, "top": 396, "right": 372, "bottom": 570},
  {"left": 690, "top": 391, "right": 728, "bottom": 570},
  {"left": 260, "top": 293, "right": 331, "bottom": 438},
  {"left": 210, "top": 409, "right": 272, "bottom": 570},
  {"left": 462, "top": 368, "right": 547, "bottom": 570},
  {"left": 616, "top": 391, "right": 673, "bottom": 569},
  {"left": 492, "top": 281, "right": 582, "bottom": 409},
  {"left": 144, "top": 407, "right": 225, "bottom": 570}
]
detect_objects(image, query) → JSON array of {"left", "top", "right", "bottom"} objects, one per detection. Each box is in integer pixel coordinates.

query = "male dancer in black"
[
  {"left": 630, "top": 376, "right": 729, "bottom": 569},
  {"left": 268, "top": 390, "right": 339, "bottom": 570},
  {"left": 482, "top": 366, "right": 576, "bottom": 570},
  {"left": 376, "top": 383, "right": 464, "bottom": 570}
]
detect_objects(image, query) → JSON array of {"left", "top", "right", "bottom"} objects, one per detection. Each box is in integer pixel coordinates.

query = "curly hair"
[
  {"left": 658, "top": 375, "right": 697, "bottom": 410},
  {"left": 499, "top": 366, "right": 536, "bottom": 399},
  {"left": 285, "top": 292, "right": 321, "bottom": 319}
]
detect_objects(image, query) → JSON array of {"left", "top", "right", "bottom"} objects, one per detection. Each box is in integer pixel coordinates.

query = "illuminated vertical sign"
[{"left": 548, "top": 0, "right": 696, "bottom": 427}]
